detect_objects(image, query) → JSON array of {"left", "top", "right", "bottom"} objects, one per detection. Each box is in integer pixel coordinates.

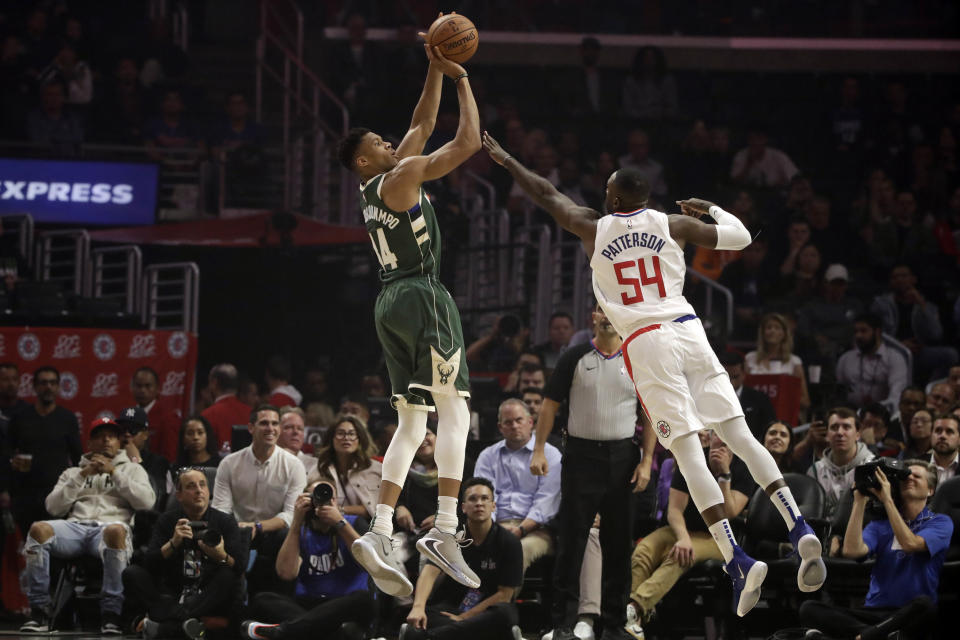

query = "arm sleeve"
[
  {"left": 44, "top": 468, "right": 85, "bottom": 517},
  {"left": 709, "top": 205, "right": 752, "bottom": 250},
  {"left": 544, "top": 344, "right": 590, "bottom": 403},
  {"left": 526, "top": 445, "right": 562, "bottom": 524},
  {"left": 211, "top": 460, "right": 234, "bottom": 517},
  {"left": 113, "top": 463, "right": 157, "bottom": 511}
]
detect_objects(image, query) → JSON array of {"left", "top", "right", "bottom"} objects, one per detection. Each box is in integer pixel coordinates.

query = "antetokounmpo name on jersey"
[
  {"left": 600, "top": 232, "right": 665, "bottom": 260},
  {"left": 362, "top": 204, "right": 401, "bottom": 229}
]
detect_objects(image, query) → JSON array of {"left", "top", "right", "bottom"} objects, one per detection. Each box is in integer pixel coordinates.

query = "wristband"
[
  {"left": 453, "top": 73, "right": 468, "bottom": 83},
  {"left": 255, "top": 521, "right": 263, "bottom": 535},
  {"left": 716, "top": 473, "right": 732, "bottom": 483},
  {"left": 335, "top": 519, "right": 347, "bottom": 531}
]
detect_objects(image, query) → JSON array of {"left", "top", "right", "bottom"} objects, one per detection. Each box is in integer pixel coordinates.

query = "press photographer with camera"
[
  {"left": 799, "top": 459, "right": 953, "bottom": 640},
  {"left": 122, "top": 468, "right": 242, "bottom": 639},
  {"left": 241, "top": 481, "right": 373, "bottom": 640}
]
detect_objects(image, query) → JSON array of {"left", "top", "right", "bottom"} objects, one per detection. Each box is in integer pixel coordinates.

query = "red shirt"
[
  {"left": 147, "top": 401, "right": 183, "bottom": 463},
  {"left": 201, "top": 395, "right": 252, "bottom": 448}
]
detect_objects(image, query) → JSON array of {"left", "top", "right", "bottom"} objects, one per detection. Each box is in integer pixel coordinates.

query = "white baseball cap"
[{"left": 824, "top": 264, "right": 849, "bottom": 282}]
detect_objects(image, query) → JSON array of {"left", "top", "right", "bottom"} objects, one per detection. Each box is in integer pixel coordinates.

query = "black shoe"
[
  {"left": 183, "top": 617, "right": 206, "bottom": 639},
  {"left": 242, "top": 620, "right": 281, "bottom": 640},
  {"left": 602, "top": 628, "right": 640, "bottom": 640},
  {"left": 101, "top": 612, "right": 123, "bottom": 635},
  {"left": 20, "top": 608, "right": 49, "bottom": 633}
]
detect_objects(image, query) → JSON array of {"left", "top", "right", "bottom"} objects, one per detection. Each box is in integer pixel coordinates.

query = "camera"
[
  {"left": 187, "top": 521, "right": 222, "bottom": 547},
  {"left": 854, "top": 458, "right": 911, "bottom": 495},
  {"left": 311, "top": 483, "right": 334, "bottom": 508}
]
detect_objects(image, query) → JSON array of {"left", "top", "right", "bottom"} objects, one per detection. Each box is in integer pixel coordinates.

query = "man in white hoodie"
[
  {"left": 20, "top": 417, "right": 156, "bottom": 635},
  {"left": 808, "top": 407, "right": 875, "bottom": 519}
]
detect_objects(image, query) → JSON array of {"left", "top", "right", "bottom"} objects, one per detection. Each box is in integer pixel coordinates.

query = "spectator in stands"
[
  {"left": 931, "top": 414, "right": 959, "bottom": 484},
  {"left": 21, "top": 417, "right": 154, "bottom": 634},
  {"left": 745, "top": 312, "right": 810, "bottom": 412},
  {"left": 239, "top": 373, "right": 262, "bottom": 408},
  {"left": 338, "top": 396, "right": 371, "bottom": 425},
  {"left": 517, "top": 362, "right": 547, "bottom": 392},
  {"left": 401, "top": 477, "right": 522, "bottom": 640},
  {"left": 201, "top": 363, "right": 252, "bottom": 448},
  {"left": 718, "top": 351, "right": 777, "bottom": 441},
  {"left": 891, "top": 191, "right": 939, "bottom": 259},
  {"left": 804, "top": 197, "right": 845, "bottom": 265},
  {"left": 808, "top": 407, "right": 875, "bottom": 518},
  {"left": 791, "top": 415, "right": 829, "bottom": 474},
  {"left": 310, "top": 415, "right": 380, "bottom": 519},
  {"left": 891, "top": 386, "right": 926, "bottom": 443},
  {"left": 38, "top": 41, "right": 91, "bottom": 105},
  {"left": 779, "top": 243, "right": 823, "bottom": 306},
  {"left": 360, "top": 371, "right": 388, "bottom": 399},
  {"left": 174, "top": 415, "right": 221, "bottom": 471},
  {"left": 302, "top": 366, "right": 335, "bottom": 407},
  {"left": 26, "top": 79, "right": 83, "bottom": 153},
  {"left": 475, "top": 399, "right": 561, "bottom": 573},
  {"left": 926, "top": 382, "right": 957, "bottom": 415},
  {"left": 209, "top": 91, "right": 263, "bottom": 154},
  {"left": 123, "top": 468, "right": 242, "bottom": 640},
  {"left": 872, "top": 264, "right": 958, "bottom": 382},
  {"left": 901, "top": 408, "right": 935, "bottom": 460},
  {"left": 859, "top": 403, "right": 901, "bottom": 458},
  {"left": 279, "top": 406, "right": 317, "bottom": 477},
  {"left": 730, "top": 129, "right": 799, "bottom": 188},
  {"left": 131, "top": 366, "right": 180, "bottom": 462},
  {"left": 508, "top": 144, "right": 560, "bottom": 215},
  {"left": 762, "top": 421, "right": 795, "bottom": 473},
  {"left": 328, "top": 13, "right": 384, "bottom": 128},
  {"left": 800, "top": 460, "right": 951, "bottom": 640},
  {"left": 797, "top": 264, "right": 863, "bottom": 364},
  {"left": 499, "top": 351, "right": 542, "bottom": 394},
  {"left": 718, "top": 235, "right": 776, "bottom": 340},
  {"left": 617, "top": 129, "right": 667, "bottom": 198},
  {"left": 213, "top": 404, "right": 306, "bottom": 594},
  {"left": 266, "top": 355, "right": 302, "bottom": 408},
  {"left": 620, "top": 46, "right": 678, "bottom": 121},
  {"left": 117, "top": 406, "right": 169, "bottom": 511},
  {"left": 8, "top": 366, "right": 81, "bottom": 536},
  {"left": 534, "top": 311, "right": 575, "bottom": 372},
  {"left": 242, "top": 481, "right": 374, "bottom": 640},
  {"left": 138, "top": 18, "right": 189, "bottom": 87},
  {"left": 0, "top": 361, "right": 28, "bottom": 433},
  {"left": 467, "top": 317, "right": 530, "bottom": 374},
  {"left": 933, "top": 186, "right": 960, "bottom": 263},
  {"left": 521, "top": 387, "right": 544, "bottom": 425},
  {"left": 371, "top": 419, "right": 397, "bottom": 459},
  {"left": 778, "top": 218, "right": 812, "bottom": 278},
  {"left": 93, "top": 56, "right": 145, "bottom": 145},
  {"left": 836, "top": 312, "right": 910, "bottom": 413},
  {"left": 144, "top": 87, "right": 205, "bottom": 163},
  {"left": 555, "top": 36, "right": 616, "bottom": 123},
  {"left": 626, "top": 431, "right": 754, "bottom": 640},
  {"left": 947, "top": 365, "right": 960, "bottom": 397}
]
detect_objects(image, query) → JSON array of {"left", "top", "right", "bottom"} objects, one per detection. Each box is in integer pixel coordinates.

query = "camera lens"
[
  {"left": 201, "top": 528, "right": 221, "bottom": 547},
  {"left": 498, "top": 314, "right": 521, "bottom": 337},
  {"left": 312, "top": 483, "right": 334, "bottom": 507}
]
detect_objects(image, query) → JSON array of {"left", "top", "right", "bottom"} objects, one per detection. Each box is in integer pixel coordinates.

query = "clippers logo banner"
[
  {"left": 0, "top": 157, "right": 158, "bottom": 225},
  {"left": 1, "top": 327, "right": 197, "bottom": 440}
]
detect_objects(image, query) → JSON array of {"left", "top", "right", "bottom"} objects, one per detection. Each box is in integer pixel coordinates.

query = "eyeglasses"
[{"left": 334, "top": 431, "right": 358, "bottom": 441}]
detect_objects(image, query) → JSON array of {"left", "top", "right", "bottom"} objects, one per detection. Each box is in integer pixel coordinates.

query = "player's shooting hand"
[
  {"left": 529, "top": 449, "right": 549, "bottom": 476},
  {"left": 482, "top": 131, "right": 510, "bottom": 166},
  {"left": 424, "top": 43, "right": 466, "bottom": 79}
]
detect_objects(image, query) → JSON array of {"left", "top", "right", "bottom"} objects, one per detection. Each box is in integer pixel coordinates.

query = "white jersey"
[{"left": 590, "top": 207, "right": 696, "bottom": 337}]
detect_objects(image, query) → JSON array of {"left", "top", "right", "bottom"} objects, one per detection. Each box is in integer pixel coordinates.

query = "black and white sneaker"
[
  {"left": 101, "top": 612, "right": 123, "bottom": 635},
  {"left": 241, "top": 620, "right": 281, "bottom": 640},
  {"left": 20, "top": 608, "right": 49, "bottom": 633}
]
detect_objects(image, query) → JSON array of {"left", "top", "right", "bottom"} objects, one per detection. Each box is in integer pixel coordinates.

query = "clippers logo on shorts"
[
  {"left": 53, "top": 334, "right": 81, "bottom": 359},
  {"left": 92, "top": 334, "right": 116, "bottom": 361},
  {"left": 18, "top": 373, "right": 35, "bottom": 398},
  {"left": 128, "top": 334, "right": 157, "bottom": 358},
  {"left": 167, "top": 332, "right": 189, "bottom": 358},
  {"left": 161, "top": 371, "right": 186, "bottom": 396},
  {"left": 17, "top": 333, "right": 41, "bottom": 360},
  {"left": 59, "top": 372, "right": 79, "bottom": 400},
  {"left": 656, "top": 420, "right": 671, "bottom": 438},
  {"left": 91, "top": 373, "right": 119, "bottom": 398},
  {"left": 430, "top": 346, "right": 461, "bottom": 388}
]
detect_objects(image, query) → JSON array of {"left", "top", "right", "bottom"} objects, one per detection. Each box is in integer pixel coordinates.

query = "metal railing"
[
  {"left": 461, "top": 209, "right": 511, "bottom": 311},
  {"left": 89, "top": 245, "right": 142, "bottom": 315},
  {"left": 256, "top": 0, "right": 351, "bottom": 220},
  {"left": 685, "top": 266, "right": 735, "bottom": 336},
  {"left": 143, "top": 262, "right": 199, "bottom": 332},
  {"left": 36, "top": 230, "right": 89, "bottom": 295},
  {"left": 0, "top": 213, "right": 35, "bottom": 271},
  {"left": 148, "top": 0, "right": 189, "bottom": 51},
  {"left": 513, "top": 225, "right": 553, "bottom": 344}
]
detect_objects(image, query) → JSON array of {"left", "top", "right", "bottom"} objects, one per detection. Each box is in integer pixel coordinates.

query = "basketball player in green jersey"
[{"left": 337, "top": 41, "right": 480, "bottom": 597}]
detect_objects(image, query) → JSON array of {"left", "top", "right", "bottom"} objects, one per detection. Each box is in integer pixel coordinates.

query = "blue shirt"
[
  {"left": 295, "top": 515, "right": 369, "bottom": 599},
  {"left": 862, "top": 507, "right": 953, "bottom": 607},
  {"left": 474, "top": 437, "right": 562, "bottom": 524}
]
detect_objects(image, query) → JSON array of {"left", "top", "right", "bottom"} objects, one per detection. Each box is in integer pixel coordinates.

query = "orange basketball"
[{"left": 427, "top": 13, "right": 479, "bottom": 64}]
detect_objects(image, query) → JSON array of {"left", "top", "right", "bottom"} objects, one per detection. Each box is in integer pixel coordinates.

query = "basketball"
[{"left": 427, "top": 13, "right": 479, "bottom": 64}]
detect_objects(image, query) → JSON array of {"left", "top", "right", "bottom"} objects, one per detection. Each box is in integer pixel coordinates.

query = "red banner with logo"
[{"left": 0, "top": 327, "right": 198, "bottom": 437}]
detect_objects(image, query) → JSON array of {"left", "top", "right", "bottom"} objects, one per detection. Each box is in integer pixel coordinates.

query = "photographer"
[
  {"left": 122, "top": 469, "right": 242, "bottom": 639},
  {"left": 241, "top": 481, "right": 373, "bottom": 640},
  {"left": 799, "top": 460, "right": 953, "bottom": 640},
  {"left": 465, "top": 315, "right": 530, "bottom": 373}
]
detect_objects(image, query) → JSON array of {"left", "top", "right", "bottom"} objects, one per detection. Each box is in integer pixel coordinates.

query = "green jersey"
[{"left": 360, "top": 174, "right": 441, "bottom": 283}]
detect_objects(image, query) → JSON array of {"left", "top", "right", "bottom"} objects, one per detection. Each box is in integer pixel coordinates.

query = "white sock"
[
  {"left": 372, "top": 504, "right": 394, "bottom": 537},
  {"left": 708, "top": 519, "right": 737, "bottom": 563},
  {"left": 771, "top": 486, "right": 802, "bottom": 529},
  {"left": 435, "top": 496, "right": 459, "bottom": 534}
]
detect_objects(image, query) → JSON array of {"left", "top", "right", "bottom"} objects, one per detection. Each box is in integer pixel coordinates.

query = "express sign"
[{"left": 0, "top": 157, "right": 158, "bottom": 225}]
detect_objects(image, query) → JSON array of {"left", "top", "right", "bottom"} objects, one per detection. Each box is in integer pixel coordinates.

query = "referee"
[{"left": 532, "top": 304, "right": 656, "bottom": 640}]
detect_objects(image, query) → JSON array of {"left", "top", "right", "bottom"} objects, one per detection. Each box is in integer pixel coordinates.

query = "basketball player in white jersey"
[{"left": 482, "top": 132, "right": 826, "bottom": 620}]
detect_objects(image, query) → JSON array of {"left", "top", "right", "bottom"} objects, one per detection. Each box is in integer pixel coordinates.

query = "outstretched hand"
[
  {"left": 423, "top": 32, "right": 466, "bottom": 79},
  {"left": 482, "top": 131, "right": 510, "bottom": 166},
  {"left": 676, "top": 198, "right": 715, "bottom": 218}
]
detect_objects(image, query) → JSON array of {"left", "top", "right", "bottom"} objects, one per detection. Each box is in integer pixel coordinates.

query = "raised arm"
[
  {"left": 668, "top": 198, "right": 752, "bottom": 250},
  {"left": 483, "top": 131, "right": 599, "bottom": 249},
  {"left": 381, "top": 46, "right": 479, "bottom": 210},
  {"left": 394, "top": 34, "right": 445, "bottom": 160}
]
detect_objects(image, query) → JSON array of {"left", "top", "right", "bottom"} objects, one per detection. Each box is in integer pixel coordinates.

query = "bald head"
[{"left": 605, "top": 167, "right": 650, "bottom": 214}]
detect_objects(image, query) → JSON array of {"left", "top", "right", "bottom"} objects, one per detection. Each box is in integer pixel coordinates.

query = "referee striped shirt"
[{"left": 544, "top": 340, "right": 638, "bottom": 441}]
